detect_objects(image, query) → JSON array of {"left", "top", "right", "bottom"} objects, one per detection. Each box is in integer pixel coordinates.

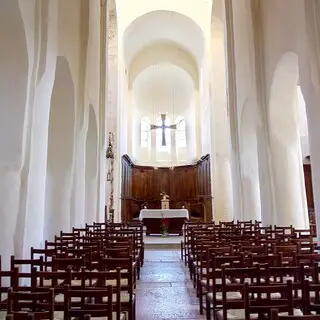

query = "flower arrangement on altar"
[{"left": 160, "top": 217, "right": 169, "bottom": 236}]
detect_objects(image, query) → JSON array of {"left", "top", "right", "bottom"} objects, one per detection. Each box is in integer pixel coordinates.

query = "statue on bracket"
[
  {"left": 160, "top": 191, "right": 170, "bottom": 209},
  {"left": 160, "top": 191, "right": 170, "bottom": 200}
]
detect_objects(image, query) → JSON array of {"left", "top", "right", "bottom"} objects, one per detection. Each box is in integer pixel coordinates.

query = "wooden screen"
[{"left": 120, "top": 154, "right": 212, "bottom": 222}]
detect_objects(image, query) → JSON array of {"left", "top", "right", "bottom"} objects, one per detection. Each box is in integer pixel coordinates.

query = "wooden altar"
[
  {"left": 139, "top": 209, "right": 189, "bottom": 235},
  {"left": 120, "top": 154, "right": 212, "bottom": 223}
]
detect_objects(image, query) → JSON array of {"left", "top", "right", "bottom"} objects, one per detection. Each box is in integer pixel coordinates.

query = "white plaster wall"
[
  {"left": 21, "top": 0, "right": 59, "bottom": 256},
  {"left": 240, "top": 102, "right": 261, "bottom": 221},
  {"left": 260, "top": 0, "right": 309, "bottom": 228},
  {"left": 44, "top": 56, "right": 75, "bottom": 240},
  {"left": 296, "top": 86, "right": 310, "bottom": 158},
  {"left": 85, "top": 105, "right": 98, "bottom": 224},
  {"left": 230, "top": 0, "right": 260, "bottom": 221},
  {"left": 0, "top": 0, "right": 104, "bottom": 262},
  {"left": 199, "top": 57, "right": 212, "bottom": 157},
  {"left": 131, "top": 64, "right": 198, "bottom": 166},
  {"left": 0, "top": 0, "right": 32, "bottom": 266},
  {"left": 210, "top": 11, "right": 233, "bottom": 221}
]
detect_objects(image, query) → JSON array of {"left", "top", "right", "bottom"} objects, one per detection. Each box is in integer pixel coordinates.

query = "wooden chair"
[
  {"left": 214, "top": 265, "right": 262, "bottom": 320},
  {"left": 30, "top": 248, "right": 56, "bottom": 271},
  {"left": 6, "top": 313, "right": 35, "bottom": 320},
  {"left": 82, "top": 268, "right": 123, "bottom": 320},
  {"left": 31, "top": 268, "right": 72, "bottom": 311},
  {"left": 51, "top": 256, "right": 85, "bottom": 272},
  {"left": 100, "top": 256, "right": 136, "bottom": 320},
  {"left": 10, "top": 256, "right": 44, "bottom": 291},
  {"left": 0, "top": 268, "right": 18, "bottom": 310},
  {"left": 63, "top": 284, "right": 118, "bottom": 320},
  {"left": 269, "top": 308, "right": 320, "bottom": 319},
  {"left": 200, "top": 253, "right": 245, "bottom": 315},
  {"left": 7, "top": 288, "right": 54, "bottom": 320},
  {"left": 243, "top": 280, "right": 300, "bottom": 319}
]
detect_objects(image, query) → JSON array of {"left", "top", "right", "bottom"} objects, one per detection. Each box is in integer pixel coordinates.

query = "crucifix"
[{"left": 150, "top": 113, "right": 177, "bottom": 146}]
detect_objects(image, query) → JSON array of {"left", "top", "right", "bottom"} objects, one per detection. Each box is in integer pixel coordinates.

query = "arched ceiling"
[
  {"left": 133, "top": 64, "right": 195, "bottom": 116},
  {"left": 123, "top": 10, "right": 205, "bottom": 68},
  {"left": 129, "top": 42, "right": 199, "bottom": 90}
]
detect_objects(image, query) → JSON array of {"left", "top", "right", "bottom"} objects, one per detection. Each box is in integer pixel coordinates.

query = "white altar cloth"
[{"left": 139, "top": 209, "right": 189, "bottom": 220}]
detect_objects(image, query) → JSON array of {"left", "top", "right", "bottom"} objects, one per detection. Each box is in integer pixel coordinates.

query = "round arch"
[
  {"left": 85, "top": 105, "right": 98, "bottom": 223},
  {"left": 268, "top": 51, "right": 309, "bottom": 228},
  {"left": 129, "top": 42, "right": 199, "bottom": 90},
  {"left": 0, "top": 0, "right": 29, "bottom": 268},
  {"left": 44, "top": 56, "right": 76, "bottom": 240},
  {"left": 123, "top": 10, "right": 205, "bottom": 68}
]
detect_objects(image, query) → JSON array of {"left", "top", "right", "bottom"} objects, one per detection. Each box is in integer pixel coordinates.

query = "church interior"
[{"left": 1, "top": 0, "right": 320, "bottom": 319}]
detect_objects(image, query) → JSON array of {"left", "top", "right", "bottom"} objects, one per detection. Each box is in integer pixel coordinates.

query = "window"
[
  {"left": 156, "top": 116, "right": 171, "bottom": 151},
  {"left": 140, "top": 117, "right": 150, "bottom": 148},
  {"left": 175, "top": 116, "right": 186, "bottom": 148}
]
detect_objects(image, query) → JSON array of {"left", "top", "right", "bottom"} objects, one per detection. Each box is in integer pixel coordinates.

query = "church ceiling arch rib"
[
  {"left": 122, "top": 10, "right": 205, "bottom": 68},
  {"left": 128, "top": 42, "right": 199, "bottom": 90},
  {"left": 116, "top": 0, "right": 211, "bottom": 37}
]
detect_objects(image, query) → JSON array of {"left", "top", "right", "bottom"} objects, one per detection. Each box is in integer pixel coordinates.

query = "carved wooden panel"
[
  {"left": 120, "top": 154, "right": 212, "bottom": 222},
  {"left": 304, "top": 162, "right": 314, "bottom": 210},
  {"left": 154, "top": 168, "right": 170, "bottom": 198},
  {"left": 171, "top": 166, "right": 196, "bottom": 200},
  {"left": 132, "top": 168, "right": 153, "bottom": 199}
]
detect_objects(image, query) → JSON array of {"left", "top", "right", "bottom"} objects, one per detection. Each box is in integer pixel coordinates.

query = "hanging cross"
[{"left": 150, "top": 113, "right": 177, "bottom": 146}]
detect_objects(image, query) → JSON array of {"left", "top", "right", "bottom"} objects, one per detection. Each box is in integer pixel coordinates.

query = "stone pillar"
[
  {"left": 224, "top": 0, "right": 244, "bottom": 221},
  {"left": 210, "top": 19, "right": 234, "bottom": 222},
  {"left": 250, "top": 0, "right": 276, "bottom": 226},
  {"left": 299, "top": 0, "right": 320, "bottom": 237},
  {"left": 214, "top": 155, "right": 233, "bottom": 221}
]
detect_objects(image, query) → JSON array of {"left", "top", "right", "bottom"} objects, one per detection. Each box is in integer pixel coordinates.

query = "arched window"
[
  {"left": 156, "top": 116, "right": 171, "bottom": 151},
  {"left": 140, "top": 117, "right": 150, "bottom": 148},
  {"left": 175, "top": 116, "right": 186, "bottom": 148}
]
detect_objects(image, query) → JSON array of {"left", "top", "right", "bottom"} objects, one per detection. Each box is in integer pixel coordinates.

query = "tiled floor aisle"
[{"left": 136, "top": 249, "right": 205, "bottom": 320}]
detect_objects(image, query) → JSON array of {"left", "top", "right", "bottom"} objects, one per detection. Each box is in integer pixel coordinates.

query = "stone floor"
[
  {"left": 136, "top": 249, "right": 205, "bottom": 320},
  {"left": 144, "top": 235, "right": 183, "bottom": 245}
]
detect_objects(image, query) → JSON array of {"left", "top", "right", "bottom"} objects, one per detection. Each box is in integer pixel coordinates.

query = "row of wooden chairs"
[
  {"left": 0, "top": 221, "right": 145, "bottom": 320},
  {"left": 181, "top": 220, "right": 319, "bottom": 319}
]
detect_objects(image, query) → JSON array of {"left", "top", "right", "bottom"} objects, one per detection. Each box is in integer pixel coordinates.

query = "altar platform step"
[{"left": 144, "top": 234, "right": 182, "bottom": 249}]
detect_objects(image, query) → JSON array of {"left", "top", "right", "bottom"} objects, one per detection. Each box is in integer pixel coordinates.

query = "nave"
[
  {"left": 2, "top": 219, "right": 320, "bottom": 319},
  {"left": 136, "top": 249, "right": 204, "bottom": 320},
  {"left": 0, "top": 220, "right": 204, "bottom": 320}
]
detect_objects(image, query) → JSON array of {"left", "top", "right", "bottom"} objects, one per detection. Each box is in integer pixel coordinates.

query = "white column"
[
  {"left": 224, "top": 0, "right": 244, "bottom": 221},
  {"left": 251, "top": 0, "right": 275, "bottom": 226},
  {"left": 299, "top": 0, "right": 320, "bottom": 237},
  {"left": 214, "top": 155, "right": 233, "bottom": 221}
]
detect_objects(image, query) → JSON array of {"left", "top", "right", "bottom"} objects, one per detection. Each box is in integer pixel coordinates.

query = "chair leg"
[
  {"left": 199, "top": 284, "right": 203, "bottom": 314},
  {"left": 193, "top": 268, "right": 197, "bottom": 288},
  {"left": 206, "top": 296, "right": 211, "bottom": 320},
  {"left": 137, "top": 261, "right": 140, "bottom": 280},
  {"left": 133, "top": 301, "right": 136, "bottom": 320},
  {"left": 189, "top": 259, "right": 193, "bottom": 279}
]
